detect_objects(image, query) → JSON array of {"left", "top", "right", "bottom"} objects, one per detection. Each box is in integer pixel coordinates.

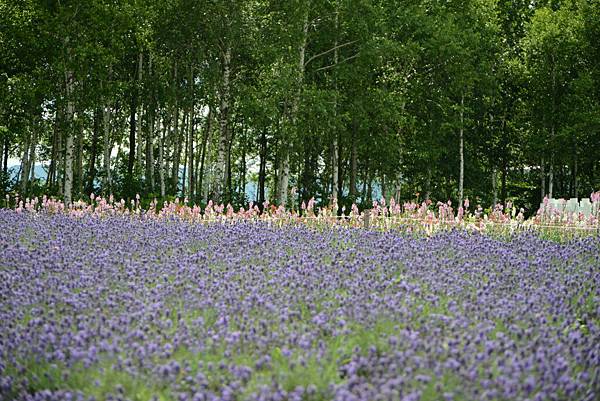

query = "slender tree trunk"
[
  {"left": 64, "top": 69, "right": 75, "bottom": 206},
  {"left": 548, "top": 57, "right": 556, "bottom": 200},
  {"left": 87, "top": 108, "right": 100, "bottom": 195},
  {"left": 127, "top": 79, "right": 137, "bottom": 195},
  {"left": 276, "top": 143, "right": 290, "bottom": 206},
  {"left": 27, "top": 124, "right": 37, "bottom": 185},
  {"left": 76, "top": 120, "right": 83, "bottom": 197},
  {"left": 171, "top": 106, "right": 181, "bottom": 193},
  {"left": 501, "top": 160, "right": 507, "bottom": 205},
  {"left": 163, "top": 117, "right": 171, "bottom": 193},
  {"left": 239, "top": 119, "right": 246, "bottom": 199},
  {"left": 187, "top": 65, "right": 195, "bottom": 201},
  {"left": 57, "top": 119, "right": 63, "bottom": 195},
  {"left": 146, "top": 55, "right": 155, "bottom": 193},
  {"left": 350, "top": 120, "right": 358, "bottom": 201},
  {"left": 198, "top": 106, "right": 212, "bottom": 204},
  {"left": 19, "top": 134, "right": 30, "bottom": 195},
  {"left": 226, "top": 118, "right": 235, "bottom": 202},
  {"left": 181, "top": 112, "right": 188, "bottom": 198},
  {"left": 337, "top": 134, "right": 344, "bottom": 200},
  {"left": 394, "top": 170, "right": 402, "bottom": 203},
  {"left": 145, "top": 108, "right": 154, "bottom": 193},
  {"left": 170, "top": 62, "right": 180, "bottom": 193},
  {"left": 202, "top": 134, "right": 212, "bottom": 203},
  {"left": 332, "top": 140, "right": 339, "bottom": 203},
  {"left": 101, "top": 69, "right": 112, "bottom": 195},
  {"left": 227, "top": 138, "right": 233, "bottom": 202},
  {"left": 491, "top": 168, "right": 497, "bottom": 207},
  {"left": 301, "top": 136, "right": 311, "bottom": 204},
  {"left": 47, "top": 111, "right": 60, "bottom": 191},
  {"left": 540, "top": 157, "right": 545, "bottom": 199},
  {"left": 3, "top": 136, "right": 9, "bottom": 174},
  {"left": 136, "top": 52, "right": 144, "bottom": 174},
  {"left": 459, "top": 93, "right": 464, "bottom": 207},
  {"left": 159, "top": 118, "right": 166, "bottom": 198},
  {"left": 425, "top": 165, "right": 431, "bottom": 201},
  {"left": 361, "top": 159, "right": 368, "bottom": 201},
  {"left": 367, "top": 167, "right": 373, "bottom": 203},
  {"left": 559, "top": 165, "right": 565, "bottom": 196},
  {"left": 258, "top": 130, "right": 267, "bottom": 206},
  {"left": 102, "top": 100, "right": 112, "bottom": 194},
  {"left": 215, "top": 46, "right": 232, "bottom": 202},
  {"left": 331, "top": 7, "right": 339, "bottom": 202},
  {"left": 278, "top": 11, "right": 308, "bottom": 207},
  {"left": 188, "top": 105, "right": 194, "bottom": 201},
  {"left": 194, "top": 116, "right": 201, "bottom": 201},
  {"left": 573, "top": 156, "right": 578, "bottom": 199},
  {"left": 548, "top": 154, "right": 554, "bottom": 199}
]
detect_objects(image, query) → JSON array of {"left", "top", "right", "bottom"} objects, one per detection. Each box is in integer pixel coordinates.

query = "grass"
[{"left": 6, "top": 357, "right": 174, "bottom": 401}]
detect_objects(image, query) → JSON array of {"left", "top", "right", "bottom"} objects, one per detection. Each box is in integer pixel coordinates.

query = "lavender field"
[{"left": 1, "top": 209, "right": 599, "bottom": 401}]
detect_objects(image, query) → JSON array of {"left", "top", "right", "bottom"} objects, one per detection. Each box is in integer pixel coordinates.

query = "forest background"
[{"left": 1, "top": 0, "right": 599, "bottom": 214}]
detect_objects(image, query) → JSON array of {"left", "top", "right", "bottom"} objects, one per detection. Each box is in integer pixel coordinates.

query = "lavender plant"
[{"left": 0, "top": 209, "right": 599, "bottom": 401}]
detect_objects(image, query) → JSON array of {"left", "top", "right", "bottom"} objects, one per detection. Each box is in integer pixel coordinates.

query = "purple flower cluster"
[{"left": 1, "top": 210, "right": 599, "bottom": 401}]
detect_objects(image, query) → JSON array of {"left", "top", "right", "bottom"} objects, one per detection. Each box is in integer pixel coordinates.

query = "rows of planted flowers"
[
  {"left": 1, "top": 210, "right": 599, "bottom": 400},
  {"left": 6, "top": 192, "right": 600, "bottom": 239}
]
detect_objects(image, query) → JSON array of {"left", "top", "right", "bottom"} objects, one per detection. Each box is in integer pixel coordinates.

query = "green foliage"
[{"left": 0, "top": 0, "right": 599, "bottom": 209}]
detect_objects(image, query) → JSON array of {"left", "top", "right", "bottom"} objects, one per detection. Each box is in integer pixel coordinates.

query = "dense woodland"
[{"left": 1, "top": 0, "right": 599, "bottom": 213}]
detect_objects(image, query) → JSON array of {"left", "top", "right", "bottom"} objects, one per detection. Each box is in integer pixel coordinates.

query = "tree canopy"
[{"left": 1, "top": 0, "right": 599, "bottom": 213}]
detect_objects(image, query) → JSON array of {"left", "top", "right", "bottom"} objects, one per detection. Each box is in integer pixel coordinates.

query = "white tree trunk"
[
  {"left": 215, "top": 46, "right": 232, "bottom": 202},
  {"left": 540, "top": 156, "right": 545, "bottom": 198},
  {"left": 76, "top": 121, "right": 83, "bottom": 196},
  {"left": 459, "top": 93, "right": 464, "bottom": 207},
  {"left": 277, "top": 11, "right": 308, "bottom": 207},
  {"left": 181, "top": 113, "right": 188, "bottom": 197},
  {"left": 332, "top": 138, "right": 339, "bottom": 201},
  {"left": 64, "top": 69, "right": 74, "bottom": 206},
  {"left": 102, "top": 101, "right": 112, "bottom": 194},
  {"left": 159, "top": 120, "right": 166, "bottom": 198},
  {"left": 57, "top": 124, "right": 63, "bottom": 195},
  {"left": 573, "top": 152, "right": 577, "bottom": 198},
  {"left": 425, "top": 165, "right": 431, "bottom": 201},
  {"left": 492, "top": 168, "right": 497, "bottom": 207},
  {"left": 350, "top": 124, "right": 357, "bottom": 199},
  {"left": 136, "top": 52, "right": 144, "bottom": 173},
  {"left": 277, "top": 147, "right": 290, "bottom": 206},
  {"left": 27, "top": 126, "right": 37, "bottom": 183},
  {"left": 19, "top": 137, "right": 30, "bottom": 194},
  {"left": 548, "top": 154, "right": 554, "bottom": 199},
  {"left": 395, "top": 171, "right": 402, "bottom": 202},
  {"left": 548, "top": 58, "right": 556, "bottom": 200},
  {"left": 331, "top": 6, "right": 339, "bottom": 202},
  {"left": 188, "top": 97, "right": 194, "bottom": 200},
  {"left": 170, "top": 62, "right": 180, "bottom": 192},
  {"left": 146, "top": 55, "right": 155, "bottom": 192},
  {"left": 171, "top": 107, "right": 180, "bottom": 191},
  {"left": 203, "top": 144, "right": 212, "bottom": 203}
]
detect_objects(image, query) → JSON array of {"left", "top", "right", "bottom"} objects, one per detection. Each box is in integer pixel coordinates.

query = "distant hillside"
[
  {"left": 5, "top": 165, "right": 384, "bottom": 202},
  {"left": 7, "top": 164, "right": 48, "bottom": 182}
]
